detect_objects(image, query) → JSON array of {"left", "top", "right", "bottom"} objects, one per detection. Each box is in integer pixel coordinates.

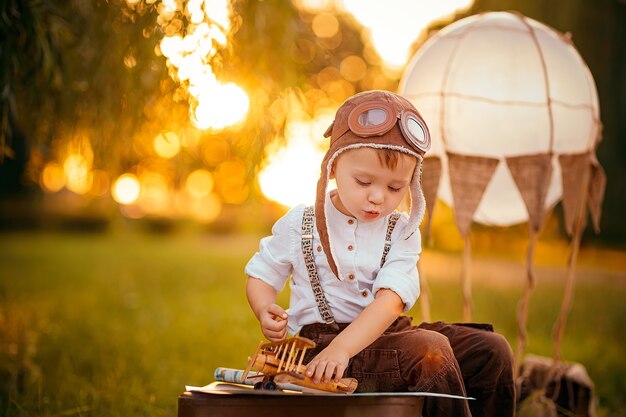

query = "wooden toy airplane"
[{"left": 241, "top": 336, "right": 358, "bottom": 394}]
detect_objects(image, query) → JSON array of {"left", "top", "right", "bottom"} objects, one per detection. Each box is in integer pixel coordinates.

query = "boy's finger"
[
  {"left": 264, "top": 316, "right": 288, "bottom": 331},
  {"left": 323, "top": 363, "right": 338, "bottom": 383},
  {"left": 278, "top": 326, "right": 288, "bottom": 339},
  {"left": 312, "top": 360, "right": 328, "bottom": 384},
  {"left": 305, "top": 360, "right": 318, "bottom": 379},
  {"left": 267, "top": 304, "right": 288, "bottom": 320},
  {"left": 334, "top": 364, "right": 346, "bottom": 382},
  {"left": 264, "top": 329, "right": 284, "bottom": 341}
]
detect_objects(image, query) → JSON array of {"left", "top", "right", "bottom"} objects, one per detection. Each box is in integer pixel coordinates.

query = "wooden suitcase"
[{"left": 178, "top": 391, "right": 424, "bottom": 417}]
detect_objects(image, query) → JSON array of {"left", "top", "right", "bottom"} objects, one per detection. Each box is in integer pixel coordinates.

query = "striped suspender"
[
  {"left": 381, "top": 212, "right": 401, "bottom": 267},
  {"left": 301, "top": 207, "right": 401, "bottom": 328},
  {"left": 301, "top": 206, "right": 337, "bottom": 328}
]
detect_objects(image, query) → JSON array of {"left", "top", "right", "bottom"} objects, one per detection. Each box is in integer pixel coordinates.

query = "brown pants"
[{"left": 300, "top": 316, "right": 515, "bottom": 417}]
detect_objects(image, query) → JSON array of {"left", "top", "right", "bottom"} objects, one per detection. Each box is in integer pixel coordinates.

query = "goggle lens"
[
  {"left": 406, "top": 117, "right": 426, "bottom": 142},
  {"left": 357, "top": 109, "right": 388, "bottom": 127},
  {"left": 402, "top": 114, "right": 430, "bottom": 151}
]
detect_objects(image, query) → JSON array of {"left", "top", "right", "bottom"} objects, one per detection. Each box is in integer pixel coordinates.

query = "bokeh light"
[
  {"left": 153, "top": 131, "right": 181, "bottom": 159},
  {"left": 63, "top": 154, "right": 93, "bottom": 195},
  {"left": 138, "top": 172, "right": 171, "bottom": 215},
  {"left": 187, "top": 192, "right": 222, "bottom": 222},
  {"left": 312, "top": 13, "right": 339, "bottom": 38},
  {"left": 112, "top": 173, "right": 141, "bottom": 205},
  {"left": 214, "top": 159, "right": 249, "bottom": 204},
  {"left": 202, "top": 138, "right": 230, "bottom": 166},
  {"left": 186, "top": 169, "right": 214, "bottom": 198},
  {"left": 88, "top": 170, "right": 111, "bottom": 197},
  {"left": 41, "top": 163, "right": 65, "bottom": 193},
  {"left": 339, "top": 55, "right": 367, "bottom": 82}
]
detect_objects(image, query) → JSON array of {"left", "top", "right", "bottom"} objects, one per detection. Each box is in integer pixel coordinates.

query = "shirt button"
[
  {"left": 348, "top": 219, "right": 354, "bottom": 225},
  {"left": 316, "top": 245, "right": 322, "bottom": 252},
  {"left": 348, "top": 274, "right": 355, "bottom": 280},
  {"left": 361, "top": 290, "right": 368, "bottom": 297},
  {"left": 347, "top": 245, "right": 354, "bottom": 251}
]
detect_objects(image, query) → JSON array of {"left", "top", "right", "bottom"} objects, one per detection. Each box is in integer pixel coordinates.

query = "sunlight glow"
[
  {"left": 157, "top": 0, "right": 249, "bottom": 130},
  {"left": 296, "top": 0, "right": 475, "bottom": 69},
  {"left": 112, "top": 174, "right": 141, "bottom": 205},
  {"left": 338, "top": 0, "right": 475, "bottom": 69},
  {"left": 162, "top": 0, "right": 178, "bottom": 14},
  {"left": 259, "top": 112, "right": 332, "bottom": 207},
  {"left": 192, "top": 83, "right": 249, "bottom": 130}
]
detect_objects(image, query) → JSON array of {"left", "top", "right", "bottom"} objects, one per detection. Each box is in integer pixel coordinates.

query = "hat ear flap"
[
  {"left": 402, "top": 157, "right": 426, "bottom": 239},
  {"left": 324, "top": 122, "right": 334, "bottom": 138},
  {"left": 315, "top": 155, "right": 340, "bottom": 279}
]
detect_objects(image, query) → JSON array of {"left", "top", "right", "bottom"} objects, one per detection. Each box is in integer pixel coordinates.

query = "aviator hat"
[{"left": 315, "top": 90, "right": 431, "bottom": 279}]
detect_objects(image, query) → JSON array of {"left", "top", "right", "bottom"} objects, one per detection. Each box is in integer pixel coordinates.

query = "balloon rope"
[
  {"left": 461, "top": 234, "right": 472, "bottom": 322},
  {"left": 514, "top": 231, "right": 538, "bottom": 379},
  {"left": 417, "top": 261, "right": 432, "bottom": 323},
  {"left": 551, "top": 163, "right": 590, "bottom": 364}
]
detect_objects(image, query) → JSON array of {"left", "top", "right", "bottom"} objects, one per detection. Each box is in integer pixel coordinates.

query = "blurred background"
[{"left": 1, "top": 0, "right": 624, "bottom": 416}]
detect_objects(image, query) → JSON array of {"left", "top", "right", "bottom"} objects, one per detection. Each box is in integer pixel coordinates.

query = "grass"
[{"left": 0, "top": 231, "right": 625, "bottom": 416}]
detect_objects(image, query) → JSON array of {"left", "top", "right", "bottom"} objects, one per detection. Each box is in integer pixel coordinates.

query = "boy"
[{"left": 246, "top": 90, "right": 515, "bottom": 416}]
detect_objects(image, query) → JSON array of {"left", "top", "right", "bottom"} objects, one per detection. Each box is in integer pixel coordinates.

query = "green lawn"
[{"left": 0, "top": 231, "right": 624, "bottom": 416}]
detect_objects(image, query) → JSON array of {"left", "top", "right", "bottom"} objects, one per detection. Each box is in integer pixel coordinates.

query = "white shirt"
[{"left": 245, "top": 192, "right": 421, "bottom": 335}]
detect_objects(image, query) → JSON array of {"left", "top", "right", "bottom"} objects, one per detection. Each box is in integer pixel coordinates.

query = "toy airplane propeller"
[{"left": 241, "top": 336, "right": 358, "bottom": 394}]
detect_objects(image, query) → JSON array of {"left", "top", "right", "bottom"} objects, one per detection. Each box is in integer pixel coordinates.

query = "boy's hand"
[
  {"left": 259, "top": 303, "right": 288, "bottom": 341},
  {"left": 306, "top": 344, "right": 350, "bottom": 384}
]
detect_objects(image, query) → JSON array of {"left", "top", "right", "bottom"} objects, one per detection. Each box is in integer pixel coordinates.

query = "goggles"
[{"left": 332, "top": 101, "right": 431, "bottom": 153}]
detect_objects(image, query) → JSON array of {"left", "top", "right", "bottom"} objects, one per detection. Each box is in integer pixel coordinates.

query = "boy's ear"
[{"left": 329, "top": 163, "right": 336, "bottom": 180}]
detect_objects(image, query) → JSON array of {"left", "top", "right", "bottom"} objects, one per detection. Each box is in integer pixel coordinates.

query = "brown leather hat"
[{"left": 315, "top": 90, "right": 430, "bottom": 279}]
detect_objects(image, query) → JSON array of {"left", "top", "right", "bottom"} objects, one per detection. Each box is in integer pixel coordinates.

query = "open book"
[{"left": 185, "top": 368, "right": 474, "bottom": 399}]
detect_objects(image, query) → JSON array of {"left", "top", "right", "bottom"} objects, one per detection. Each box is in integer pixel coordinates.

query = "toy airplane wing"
[
  {"left": 273, "top": 371, "right": 358, "bottom": 394},
  {"left": 242, "top": 336, "right": 358, "bottom": 394},
  {"left": 242, "top": 336, "right": 315, "bottom": 380}
]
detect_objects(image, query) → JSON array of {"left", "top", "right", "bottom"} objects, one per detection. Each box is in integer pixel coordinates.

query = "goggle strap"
[{"left": 323, "top": 121, "right": 334, "bottom": 138}]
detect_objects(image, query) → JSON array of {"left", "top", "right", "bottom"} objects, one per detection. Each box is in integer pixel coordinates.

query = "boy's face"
[{"left": 330, "top": 147, "right": 416, "bottom": 222}]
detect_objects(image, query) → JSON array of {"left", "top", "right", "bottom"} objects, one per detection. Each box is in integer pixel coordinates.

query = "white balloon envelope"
[{"left": 399, "top": 11, "right": 601, "bottom": 227}]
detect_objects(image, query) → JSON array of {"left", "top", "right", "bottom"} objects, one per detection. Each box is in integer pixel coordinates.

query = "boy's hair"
[
  {"left": 376, "top": 148, "right": 414, "bottom": 170},
  {"left": 331, "top": 148, "right": 414, "bottom": 172}
]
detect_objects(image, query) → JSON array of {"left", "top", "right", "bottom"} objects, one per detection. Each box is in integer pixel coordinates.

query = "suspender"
[
  {"left": 301, "top": 206, "right": 337, "bottom": 327},
  {"left": 301, "top": 207, "right": 401, "bottom": 326},
  {"left": 381, "top": 212, "right": 401, "bottom": 267}
]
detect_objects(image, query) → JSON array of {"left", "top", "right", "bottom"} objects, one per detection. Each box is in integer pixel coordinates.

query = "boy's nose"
[{"left": 368, "top": 188, "right": 384, "bottom": 205}]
